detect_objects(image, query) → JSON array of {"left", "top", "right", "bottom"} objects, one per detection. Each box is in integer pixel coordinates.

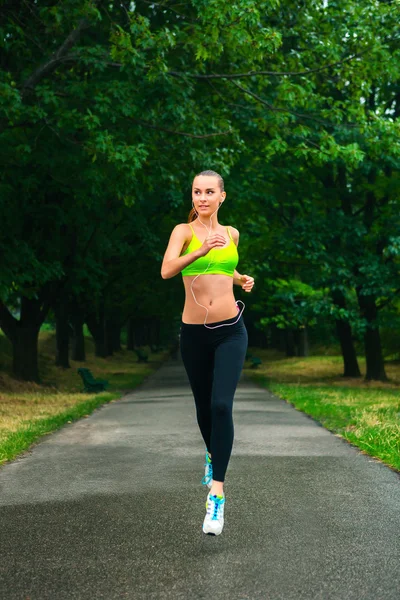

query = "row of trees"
[
  {"left": 0, "top": 1, "right": 399, "bottom": 381},
  {"left": 231, "top": 1, "right": 400, "bottom": 380}
]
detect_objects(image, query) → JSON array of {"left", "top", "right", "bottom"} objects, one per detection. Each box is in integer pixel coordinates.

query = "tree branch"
[
  {"left": 131, "top": 117, "right": 232, "bottom": 138},
  {"left": 351, "top": 205, "right": 366, "bottom": 218},
  {"left": 167, "top": 51, "right": 368, "bottom": 80},
  {"left": 377, "top": 288, "right": 400, "bottom": 310},
  {"left": 21, "top": 18, "right": 89, "bottom": 94},
  {"left": 229, "top": 79, "right": 333, "bottom": 127}
]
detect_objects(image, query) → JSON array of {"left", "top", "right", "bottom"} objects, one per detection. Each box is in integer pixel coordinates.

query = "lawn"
[
  {"left": 243, "top": 349, "right": 400, "bottom": 472},
  {"left": 0, "top": 331, "right": 170, "bottom": 464}
]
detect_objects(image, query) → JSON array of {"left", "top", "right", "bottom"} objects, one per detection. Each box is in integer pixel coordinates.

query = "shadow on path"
[{"left": 0, "top": 360, "right": 399, "bottom": 599}]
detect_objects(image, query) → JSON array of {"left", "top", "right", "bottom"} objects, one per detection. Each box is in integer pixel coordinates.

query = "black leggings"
[{"left": 180, "top": 314, "right": 248, "bottom": 482}]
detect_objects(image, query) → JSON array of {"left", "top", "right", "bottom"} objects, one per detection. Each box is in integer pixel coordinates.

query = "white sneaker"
[
  {"left": 202, "top": 492, "right": 225, "bottom": 536},
  {"left": 202, "top": 450, "right": 213, "bottom": 489}
]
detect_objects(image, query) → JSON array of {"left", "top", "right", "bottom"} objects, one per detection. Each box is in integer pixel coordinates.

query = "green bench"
[
  {"left": 77, "top": 368, "right": 109, "bottom": 393},
  {"left": 245, "top": 352, "right": 262, "bottom": 368},
  {"left": 250, "top": 356, "right": 262, "bottom": 369},
  {"left": 134, "top": 348, "right": 148, "bottom": 362}
]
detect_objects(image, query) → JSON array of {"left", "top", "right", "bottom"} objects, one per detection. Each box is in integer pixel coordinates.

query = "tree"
[{"left": 0, "top": 1, "right": 280, "bottom": 379}]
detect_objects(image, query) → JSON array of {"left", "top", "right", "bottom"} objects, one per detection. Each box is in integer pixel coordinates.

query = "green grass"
[
  {"left": 0, "top": 392, "right": 118, "bottom": 464},
  {"left": 0, "top": 330, "right": 170, "bottom": 465},
  {"left": 244, "top": 349, "right": 400, "bottom": 473}
]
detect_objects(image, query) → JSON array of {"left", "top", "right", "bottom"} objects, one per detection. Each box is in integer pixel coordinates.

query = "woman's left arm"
[{"left": 231, "top": 228, "right": 255, "bottom": 292}]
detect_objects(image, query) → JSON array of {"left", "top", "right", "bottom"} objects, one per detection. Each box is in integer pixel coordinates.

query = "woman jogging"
[{"left": 161, "top": 170, "right": 254, "bottom": 535}]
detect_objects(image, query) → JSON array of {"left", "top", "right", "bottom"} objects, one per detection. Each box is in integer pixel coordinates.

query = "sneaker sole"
[{"left": 202, "top": 526, "right": 223, "bottom": 536}]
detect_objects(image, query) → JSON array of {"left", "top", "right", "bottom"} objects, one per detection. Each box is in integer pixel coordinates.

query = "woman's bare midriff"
[{"left": 181, "top": 273, "right": 238, "bottom": 324}]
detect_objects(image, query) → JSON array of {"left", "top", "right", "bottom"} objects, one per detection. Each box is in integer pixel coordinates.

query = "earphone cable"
[{"left": 190, "top": 203, "right": 245, "bottom": 329}]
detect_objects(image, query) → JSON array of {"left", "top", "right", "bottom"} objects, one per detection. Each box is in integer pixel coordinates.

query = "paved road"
[{"left": 1, "top": 359, "right": 399, "bottom": 600}]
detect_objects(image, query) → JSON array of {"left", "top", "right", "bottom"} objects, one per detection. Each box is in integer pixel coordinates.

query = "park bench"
[
  {"left": 250, "top": 356, "right": 262, "bottom": 369},
  {"left": 77, "top": 368, "right": 109, "bottom": 393},
  {"left": 134, "top": 348, "right": 148, "bottom": 362}
]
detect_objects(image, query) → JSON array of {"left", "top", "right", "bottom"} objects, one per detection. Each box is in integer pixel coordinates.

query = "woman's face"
[{"left": 192, "top": 175, "right": 225, "bottom": 217}]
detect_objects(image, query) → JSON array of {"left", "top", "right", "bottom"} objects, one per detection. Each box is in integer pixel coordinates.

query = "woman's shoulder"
[
  {"left": 171, "top": 223, "right": 195, "bottom": 246},
  {"left": 227, "top": 225, "right": 239, "bottom": 244},
  {"left": 173, "top": 222, "right": 190, "bottom": 229},
  {"left": 172, "top": 223, "right": 194, "bottom": 235}
]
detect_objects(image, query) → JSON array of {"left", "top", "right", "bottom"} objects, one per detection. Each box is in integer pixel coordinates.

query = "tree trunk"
[
  {"left": 86, "top": 310, "right": 106, "bottom": 358},
  {"left": 335, "top": 318, "right": 361, "bottom": 377},
  {"left": 245, "top": 319, "right": 268, "bottom": 348},
  {"left": 107, "top": 314, "right": 122, "bottom": 352},
  {"left": 104, "top": 317, "right": 114, "bottom": 357},
  {"left": 149, "top": 317, "right": 158, "bottom": 347},
  {"left": 331, "top": 290, "right": 361, "bottom": 377},
  {"left": 127, "top": 317, "right": 135, "bottom": 351},
  {"left": 135, "top": 319, "right": 145, "bottom": 346},
  {"left": 356, "top": 290, "right": 387, "bottom": 381},
  {"left": 285, "top": 329, "right": 296, "bottom": 357},
  {"left": 271, "top": 324, "right": 286, "bottom": 352},
  {"left": 364, "top": 326, "right": 387, "bottom": 380},
  {"left": 70, "top": 313, "right": 86, "bottom": 361},
  {"left": 297, "top": 326, "right": 309, "bottom": 357},
  {"left": 112, "top": 324, "right": 122, "bottom": 351},
  {"left": 0, "top": 297, "right": 48, "bottom": 382},
  {"left": 13, "top": 324, "right": 41, "bottom": 382},
  {"left": 145, "top": 320, "right": 151, "bottom": 345},
  {"left": 54, "top": 298, "right": 70, "bottom": 368},
  {"left": 103, "top": 314, "right": 122, "bottom": 355}
]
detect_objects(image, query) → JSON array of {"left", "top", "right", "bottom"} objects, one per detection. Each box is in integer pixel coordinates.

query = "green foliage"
[
  {"left": 258, "top": 279, "right": 324, "bottom": 329},
  {"left": 0, "top": 0, "right": 400, "bottom": 379}
]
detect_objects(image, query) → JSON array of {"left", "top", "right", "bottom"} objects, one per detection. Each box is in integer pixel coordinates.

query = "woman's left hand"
[{"left": 241, "top": 275, "right": 254, "bottom": 292}]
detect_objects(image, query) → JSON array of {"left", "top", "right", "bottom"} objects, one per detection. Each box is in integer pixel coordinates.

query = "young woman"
[{"left": 161, "top": 170, "right": 254, "bottom": 535}]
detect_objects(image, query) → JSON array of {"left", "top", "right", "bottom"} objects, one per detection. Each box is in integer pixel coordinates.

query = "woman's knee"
[{"left": 212, "top": 397, "right": 233, "bottom": 419}]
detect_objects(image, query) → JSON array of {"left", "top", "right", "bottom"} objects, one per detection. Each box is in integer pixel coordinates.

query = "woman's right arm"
[
  {"left": 160, "top": 224, "right": 226, "bottom": 279},
  {"left": 161, "top": 224, "right": 202, "bottom": 279}
]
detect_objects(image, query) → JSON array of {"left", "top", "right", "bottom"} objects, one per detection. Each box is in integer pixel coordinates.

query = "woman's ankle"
[{"left": 210, "top": 481, "right": 224, "bottom": 496}]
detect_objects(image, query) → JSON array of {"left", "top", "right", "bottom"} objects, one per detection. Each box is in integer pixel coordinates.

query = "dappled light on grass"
[
  {"left": 244, "top": 348, "right": 400, "bottom": 388},
  {"left": 244, "top": 348, "right": 400, "bottom": 472}
]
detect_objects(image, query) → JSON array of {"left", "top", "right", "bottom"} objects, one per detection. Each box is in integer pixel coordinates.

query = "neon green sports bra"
[{"left": 181, "top": 224, "right": 238, "bottom": 277}]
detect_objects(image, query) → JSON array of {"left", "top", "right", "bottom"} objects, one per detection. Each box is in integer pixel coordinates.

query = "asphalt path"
[{"left": 0, "top": 358, "right": 399, "bottom": 600}]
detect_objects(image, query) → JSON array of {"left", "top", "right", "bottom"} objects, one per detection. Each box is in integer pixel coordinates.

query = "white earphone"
[{"left": 189, "top": 200, "right": 245, "bottom": 329}]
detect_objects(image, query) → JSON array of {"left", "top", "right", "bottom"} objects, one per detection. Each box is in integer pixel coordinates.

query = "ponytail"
[{"left": 187, "top": 208, "right": 198, "bottom": 223}]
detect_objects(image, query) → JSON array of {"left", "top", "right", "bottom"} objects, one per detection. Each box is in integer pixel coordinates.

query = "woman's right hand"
[{"left": 198, "top": 233, "right": 227, "bottom": 256}]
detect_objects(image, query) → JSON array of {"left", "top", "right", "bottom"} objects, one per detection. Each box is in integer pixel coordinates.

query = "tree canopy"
[{"left": 0, "top": 0, "right": 399, "bottom": 381}]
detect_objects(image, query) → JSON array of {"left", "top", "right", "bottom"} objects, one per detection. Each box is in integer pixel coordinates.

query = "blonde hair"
[{"left": 188, "top": 170, "right": 225, "bottom": 222}]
